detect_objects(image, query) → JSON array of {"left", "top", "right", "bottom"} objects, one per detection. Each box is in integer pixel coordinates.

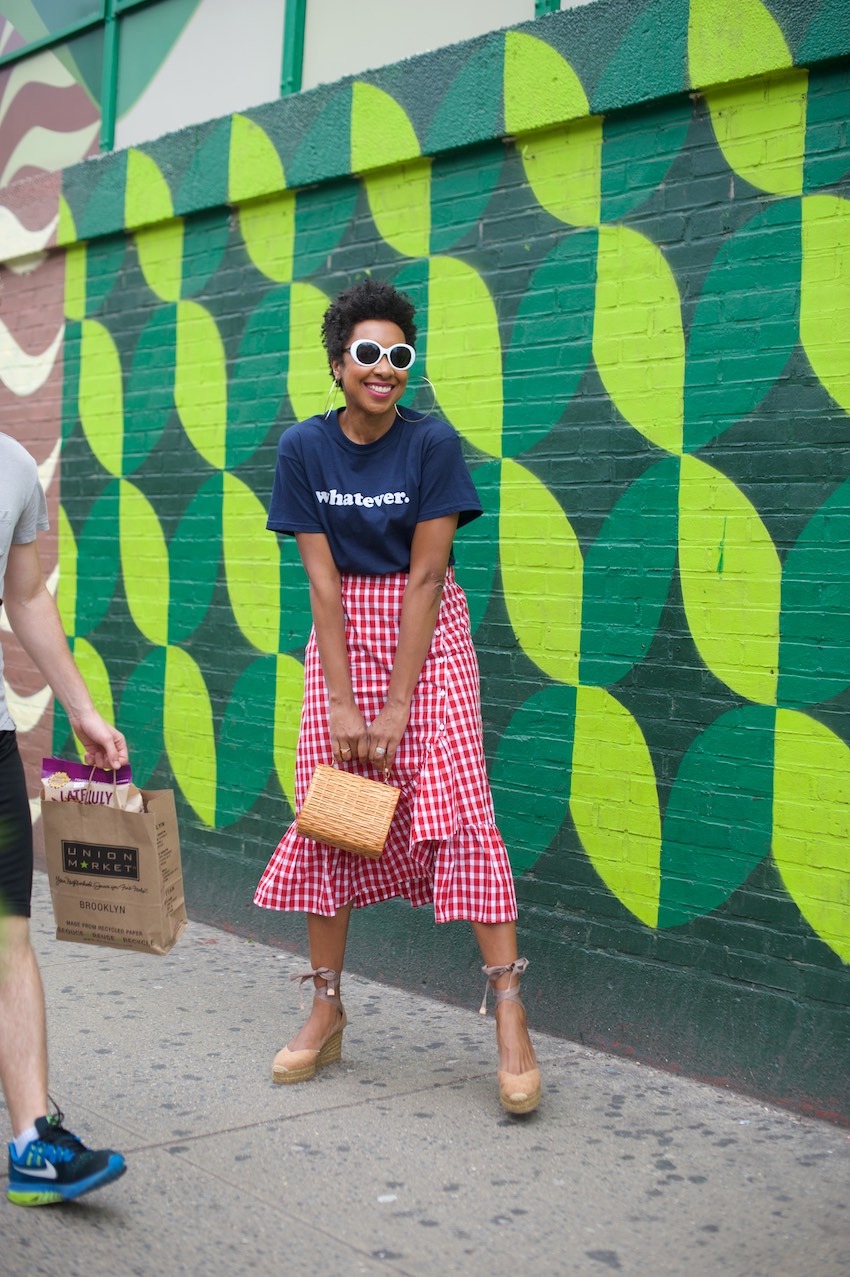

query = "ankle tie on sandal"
[
  {"left": 479, "top": 957, "right": 529, "bottom": 1015},
  {"left": 290, "top": 966, "right": 340, "bottom": 1008}
]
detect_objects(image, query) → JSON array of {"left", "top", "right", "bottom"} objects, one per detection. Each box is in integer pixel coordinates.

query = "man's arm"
[{"left": 4, "top": 540, "right": 127, "bottom": 771}]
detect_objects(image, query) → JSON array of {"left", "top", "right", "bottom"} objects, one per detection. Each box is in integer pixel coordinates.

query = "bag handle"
[{"left": 84, "top": 764, "right": 118, "bottom": 805}]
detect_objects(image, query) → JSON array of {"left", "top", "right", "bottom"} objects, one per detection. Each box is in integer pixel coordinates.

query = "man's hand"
[{"left": 69, "top": 709, "right": 128, "bottom": 772}]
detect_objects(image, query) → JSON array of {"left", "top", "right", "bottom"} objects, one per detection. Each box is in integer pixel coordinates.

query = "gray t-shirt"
[{"left": 0, "top": 433, "right": 49, "bottom": 731}]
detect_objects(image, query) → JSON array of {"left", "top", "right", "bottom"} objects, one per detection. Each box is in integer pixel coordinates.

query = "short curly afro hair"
[{"left": 321, "top": 277, "right": 417, "bottom": 378}]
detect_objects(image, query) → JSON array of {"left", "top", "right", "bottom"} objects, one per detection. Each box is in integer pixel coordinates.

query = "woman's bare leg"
[
  {"left": 285, "top": 904, "right": 352, "bottom": 1051},
  {"left": 471, "top": 920, "right": 537, "bottom": 1076}
]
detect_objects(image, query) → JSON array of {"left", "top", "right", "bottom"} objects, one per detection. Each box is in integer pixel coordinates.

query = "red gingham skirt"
[{"left": 254, "top": 569, "right": 517, "bottom": 924}]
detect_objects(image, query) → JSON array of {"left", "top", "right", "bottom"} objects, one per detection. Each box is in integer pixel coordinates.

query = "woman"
[{"left": 254, "top": 278, "right": 540, "bottom": 1115}]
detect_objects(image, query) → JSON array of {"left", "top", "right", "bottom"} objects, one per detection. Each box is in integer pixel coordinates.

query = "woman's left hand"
[{"left": 367, "top": 701, "right": 410, "bottom": 776}]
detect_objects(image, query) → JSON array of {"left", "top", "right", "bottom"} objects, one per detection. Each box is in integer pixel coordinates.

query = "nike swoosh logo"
[{"left": 19, "top": 1162, "right": 58, "bottom": 1179}]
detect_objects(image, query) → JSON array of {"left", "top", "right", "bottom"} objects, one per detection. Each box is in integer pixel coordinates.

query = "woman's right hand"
[{"left": 329, "top": 701, "right": 369, "bottom": 764}]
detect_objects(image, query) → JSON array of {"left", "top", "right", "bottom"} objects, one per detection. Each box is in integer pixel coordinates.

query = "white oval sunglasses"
[{"left": 344, "top": 339, "right": 416, "bottom": 370}]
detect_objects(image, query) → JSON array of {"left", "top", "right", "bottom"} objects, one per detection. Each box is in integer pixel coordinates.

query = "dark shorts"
[{"left": 0, "top": 731, "right": 33, "bottom": 918}]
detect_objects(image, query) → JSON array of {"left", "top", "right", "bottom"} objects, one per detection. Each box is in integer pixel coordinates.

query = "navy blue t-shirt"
[{"left": 266, "top": 410, "right": 482, "bottom": 574}]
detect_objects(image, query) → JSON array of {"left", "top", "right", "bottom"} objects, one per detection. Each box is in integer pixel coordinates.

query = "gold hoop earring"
[
  {"left": 323, "top": 379, "right": 340, "bottom": 419},
  {"left": 395, "top": 375, "right": 437, "bottom": 421}
]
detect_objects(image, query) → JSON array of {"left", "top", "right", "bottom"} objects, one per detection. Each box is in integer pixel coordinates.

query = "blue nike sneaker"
[{"left": 7, "top": 1110, "right": 126, "bottom": 1206}]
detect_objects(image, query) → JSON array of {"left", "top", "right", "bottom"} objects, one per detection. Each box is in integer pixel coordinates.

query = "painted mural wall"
[{"left": 2, "top": 0, "right": 849, "bottom": 1119}]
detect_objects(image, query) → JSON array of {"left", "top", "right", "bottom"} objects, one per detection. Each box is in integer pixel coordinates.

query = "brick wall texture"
[{"left": 1, "top": 4, "right": 848, "bottom": 1119}]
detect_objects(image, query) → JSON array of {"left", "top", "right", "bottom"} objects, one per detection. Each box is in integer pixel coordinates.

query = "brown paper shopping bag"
[{"left": 41, "top": 788, "right": 187, "bottom": 955}]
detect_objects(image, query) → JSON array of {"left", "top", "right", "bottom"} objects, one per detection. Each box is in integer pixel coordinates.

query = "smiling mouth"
[{"left": 365, "top": 382, "right": 393, "bottom": 396}]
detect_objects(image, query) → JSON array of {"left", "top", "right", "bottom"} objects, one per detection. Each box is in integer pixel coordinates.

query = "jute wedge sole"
[
  {"left": 272, "top": 1011, "right": 347, "bottom": 1084},
  {"left": 497, "top": 1067, "right": 542, "bottom": 1115}
]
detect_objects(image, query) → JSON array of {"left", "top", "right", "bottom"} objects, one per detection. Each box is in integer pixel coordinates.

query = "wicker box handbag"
[{"left": 296, "top": 764, "right": 400, "bottom": 858}]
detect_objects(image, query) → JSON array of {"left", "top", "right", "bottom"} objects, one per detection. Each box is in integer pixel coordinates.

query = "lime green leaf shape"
[
  {"left": 57, "top": 194, "right": 76, "bottom": 249},
  {"left": 773, "top": 708, "right": 850, "bottom": 963},
  {"left": 688, "top": 0, "right": 792, "bottom": 89},
  {"left": 119, "top": 479, "right": 169, "bottom": 647},
  {"left": 79, "top": 320, "right": 123, "bottom": 477},
  {"left": 427, "top": 257, "right": 502, "bottom": 459},
  {"left": 350, "top": 83, "right": 428, "bottom": 255},
  {"left": 293, "top": 179, "right": 358, "bottom": 279},
  {"left": 601, "top": 96, "right": 692, "bottom": 223},
  {"left": 126, "top": 150, "right": 183, "bottom": 301},
  {"left": 274, "top": 653, "right": 305, "bottom": 814},
  {"left": 570, "top": 683, "right": 661, "bottom": 927},
  {"left": 70, "top": 638, "right": 115, "bottom": 763},
  {"left": 516, "top": 119, "right": 602, "bottom": 228},
  {"left": 57, "top": 504, "right": 77, "bottom": 636},
  {"left": 801, "top": 194, "right": 850, "bottom": 416},
  {"left": 223, "top": 473, "right": 280, "bottom": 655},
  {"left": 123, "top": 304, "right": 176, "bottom": 476},
  {"left": 229, "top": 114, "right": 285, "bottom": 203},
  {"left": 684, "top": 198, "right": 802, "bottom": 451},
  {"left": 430, "top": 146, "right": 504, "bottom": 257},
  {"left": 702, "top": 70, "right": 807, "bottom": 197},
  {"left": 451, "top": 460, "right": 500, "bottom": 638},
  {"left": 175, "top": 300, "right": 227, "bottom": 469},
  {"left": 227, "top": 286, "right": 290, "bottom": 469},
  {"left": 659, "top": 705, "right": 776, "bottom": 927},
  {"left": 239, "top": 191, "right": 295, "bottom": 284},
  {"left": 580, "top": 456, "right": 679, "bottom": 688},
  {"left": 117, "top": 647, "right": 165, "bottom": 787},
  {"left": 593, "top": 225, "right": 684, "bottom": 455},
  {"left": 502, "top": 228, "right": 598, "bottom": 457},
  {"left": 65, "top": 243, "right": 86, "bottom": 322},
  {"left": 168, "top": 473, "right": 222, "bottom": 646},
  {"left": 490, "top": 685, "right": 576, "bottom": 874},
  {"left": 216, "top": 655, "right": 275, "bottom": 828},
  {"left": 287, "top": 282, "right": 331, "bottom": 424},
  {"left": 364, "top": 159, "right": 431, "bottom": 259},
  {"left": 351, "top": 83, "right": 420, "bottom": 174},
  {"left": 74, "top": 480, "right": 119, "bottom": 634},
  {"left": 278, "top": 535, "right": 313, "bottom": 653},
  {"left": 499, "top": 459, "right": 582, "bottom": 686},
  {"left": 125, "top": 148, "right": 174, "bottom": 229},
  {"left": 504, "top": 31, "right": 588, "bottom": 134},
  {"left": 779, "top": 477, "right": 850, "bottom": 708},
  {"left": 678, "top": 454, "right": 780, "bottom": 704},
  {"left": 135, "top": 220, "right": 184, "bottom": 303},
  {"left": 164, "top": 644, "right": 217, "bottom": 827},
  {"left": 181, "top": 207, "right": 230, "bottom": 297}
]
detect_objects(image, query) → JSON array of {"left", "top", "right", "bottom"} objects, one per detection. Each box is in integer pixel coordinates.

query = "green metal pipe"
[
  {"left": 100, "top": 0, "right": 120, "bottom": 151},
  {"left": 281, "top": 0, "right": 307, "bottom": 96}
]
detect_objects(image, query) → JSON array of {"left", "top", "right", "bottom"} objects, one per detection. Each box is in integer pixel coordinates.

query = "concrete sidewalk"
[{"left": 2, "top": 873, "right": 848, "bottom": 1277}]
